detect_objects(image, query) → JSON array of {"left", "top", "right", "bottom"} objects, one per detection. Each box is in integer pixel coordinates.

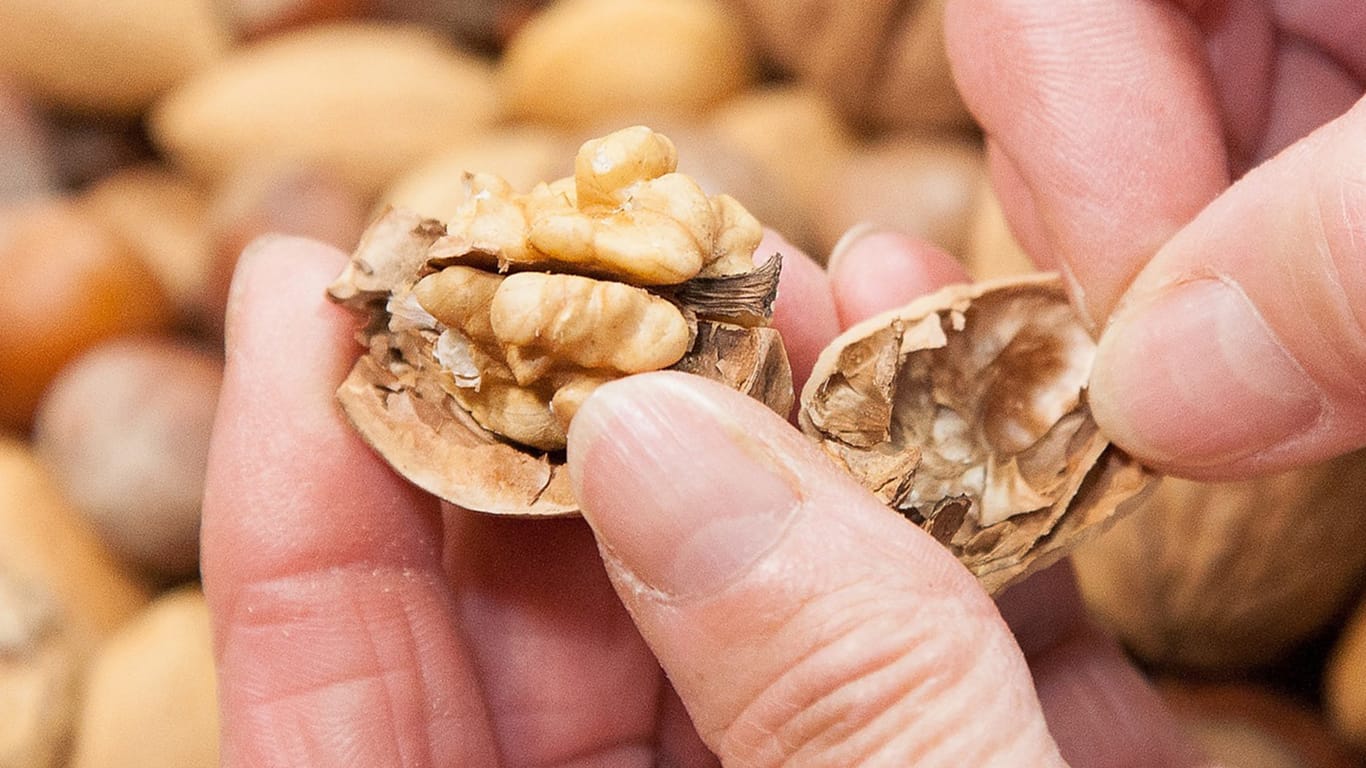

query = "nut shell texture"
[
  {"left": 328, "top": 128, "right": 791, "bottom": 515},
  {"left": 799, "top": 273, "right": 1151, "bottom": 593}
]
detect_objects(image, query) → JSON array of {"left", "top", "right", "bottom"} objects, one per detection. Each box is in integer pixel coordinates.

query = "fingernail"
[
  {"left": 567, "top": 373, "right": 801, "bottom": 598},
  {"left": 1091, "top": 279, "right": 1322, "bottom": 468},
  {"left": 825, "top": 221, "right": 880, "bottom": 275}
]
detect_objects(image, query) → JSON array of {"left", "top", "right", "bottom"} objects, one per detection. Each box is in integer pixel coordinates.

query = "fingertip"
[
  {"left": 223, "top": 234, "right": 350, "bottom": 353},
  {"left": 827, "top": 227, "right": 969, "bottom": 326}
]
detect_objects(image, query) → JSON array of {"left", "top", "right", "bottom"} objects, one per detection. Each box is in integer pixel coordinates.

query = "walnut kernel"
[{"left": 329, "top": 126, "right": 791, "bottom": 515}]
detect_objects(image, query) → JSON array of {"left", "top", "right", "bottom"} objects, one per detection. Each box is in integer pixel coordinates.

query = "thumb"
[
  {"left": 566, "top": 372, "right": 1064, "bottom": 767},
  {"left": 1090, "top": 97, "right": 1366, "bottom": 478}
]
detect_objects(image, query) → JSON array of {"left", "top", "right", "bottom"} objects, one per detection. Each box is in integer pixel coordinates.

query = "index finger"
[
  {"left": 945, "top": 0, "right": 1230, "bottom": 326},
  {"left": 201, "top": 237, "right": 500, "bottom": 767}
]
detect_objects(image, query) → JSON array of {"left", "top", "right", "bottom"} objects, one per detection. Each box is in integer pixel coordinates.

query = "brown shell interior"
[{"left": 799, "top": 274, "right": 1152, "bottom": 593}]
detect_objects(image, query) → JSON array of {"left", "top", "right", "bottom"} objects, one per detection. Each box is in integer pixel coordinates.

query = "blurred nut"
[
  {"left": 69, "top": 588, "right": 218, "bottom": 768},
  {"left": 708, "top": 86, "right": 854, "bottom": 225},
  {"left": 46, "top": 114, "right": 153, "bottom": 191},
  {"left": 1074, "top": 451, "right": 1366, "bottom": 672},
  {"left": 500, "top": 0, "right": 754, "bottom": 128},
  {"left": 1159, "top": 681, "right": 1359, "bottom": 768},
  {"left": 0, "top": 0, "right": 228, "bottom": 116},
  {"left": 370, "top": 0, "right": 549, "bottom": 47},
  {"left": 0, "top": 81, "right": 56, "bottom": 202},
  {"left": 799, "top": 274, "right": 1152, "bottom": 594},
  {"left": 0, "top": 439, "right": 149, "bottom": 645},
  {"left": 205, "top": 161, "right": 370, "bottom": 334},
  {"left": 328, "top": 127, "right": 792, "bottom": 514},
  {"left": 0, "top": 570, "right": 79, "bottom": 768},
  {"left": 0, "top": 199, "right": 173, "bottom": 430},
  {"left": 217, "top": 0, "right": 365, "bottom": 38},
  {"left": 734, "top": 0, "right": 972, "bottom": 130},
  {"left": 1325, "top": 593, "right": 1366, "bottom": 751},
  {"left": 815, "top": 135, "right": 985, "bottom": 261},
  {"left": 151, "top": 23, "right": 499, "bottom": 196},
  {"left": 383, "top": 127, "right": 574, "bottom": 222},
  {"left": 33, "top": 338, "right": 223, "bottom": 579},
  {"left": 80, "top": 165, "right": 214, "bottom": 326},
  {"left": 963, "top": 176, "right": 1036, "bottom": 280}
]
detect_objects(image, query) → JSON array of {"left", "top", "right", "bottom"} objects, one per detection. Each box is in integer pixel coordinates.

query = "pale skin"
[{"left": 203, "top": 1, "right": 1363, "bottom": 764}]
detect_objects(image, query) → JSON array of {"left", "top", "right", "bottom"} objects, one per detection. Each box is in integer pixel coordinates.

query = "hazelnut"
[
  {"left": 0, "top": 0, "right": 228, "bottom": 116},
  {"left": 0, "top": 199, "right": 173, "bottom": 430},
  {"left": 150, "top": 23, "right": 499, "bottom": 196},
  {"left": 328, "top": 126, "right": 792, "bottom": 515},
  {"left": 79, "top": 165, "right": 215, "bottom": 327},
  {"left": 0, "top": 437, "right": 149, "bottom": 766},
  {"left": 798, "top": 274, "right": 1152, "bottom": 594},
  {"left": 499, "top": 0, "right": 755, "bottom": 128},
  {"left": 1074, "top": 450, "right": 1366, "bottom": 671},
  {"left": 68, "top": 588, "right": 218, "bottom": 768},
  {"left": 33, "top": 338, "right": 223, "bottom": 579}
]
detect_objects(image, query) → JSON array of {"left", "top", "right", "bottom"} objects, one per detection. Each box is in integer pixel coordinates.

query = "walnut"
[
  {"left": 328, "top": 126, "right": 791, "bottom": 515},
  {"left": 798, "top": 273, "right": 1152, "bottom": 594},
  {"left": 1074, "top": 451, "right": 1366, "bottom": 672}
]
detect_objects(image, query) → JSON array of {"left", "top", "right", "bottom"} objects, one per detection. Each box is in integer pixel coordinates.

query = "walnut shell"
[
  {"left": 329, "top": 135, "right": 793, "bottom": 516},
  {"left": 798, "top": 273, "right": 1151, "bottom": 594}
]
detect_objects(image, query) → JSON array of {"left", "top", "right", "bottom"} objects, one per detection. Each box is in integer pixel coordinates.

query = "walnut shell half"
[
  {"left": 799, "top": 273, "right": 1152, "bottom": 594},
  {"left": 329, "top": 193, "right": 791, "bottom": 516}
]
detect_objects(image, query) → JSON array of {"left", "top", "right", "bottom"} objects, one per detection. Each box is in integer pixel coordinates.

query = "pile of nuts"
[{"left": 2, "top": 1, "right": 1364, "bottom": 766}]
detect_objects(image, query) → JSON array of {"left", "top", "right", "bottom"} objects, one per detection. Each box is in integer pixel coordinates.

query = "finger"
[
  {"left": 996, "top": 565, "right": 1205, "bottom": 768},
  {"left": 1255, "top": 36, "right": 1362, "bottom": 164},
  {"left": 1090, "top": 97, "right": 1366, "bottom": 477},
  {"left": 945, "top": 0, "right": 1230, "bottom": 326},
  {"left": 202, "top": 236, "right": 500, "bottom": 766},
  {"left": 1032, "top": 625, "right": 1207, "bottom": 767},
  {"left": 442, "top": 511, "right": 664, "bottom": 767},
  {"left": 826, "top": 225, "right": 970, "bottom": 328},
  {"left": 1272, "top": 0, "right": 1366, "bottom": 80},
  {"left": 760, "top": 229, "right": 840, "bottom": 393},
  {"left": 567, "top": 373, "right": 1064, "bottom": 766}
]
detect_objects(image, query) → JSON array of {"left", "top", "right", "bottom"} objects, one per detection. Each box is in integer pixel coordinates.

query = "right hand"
[{"left": 945, "top": 0, "right": 1366, "bottom": 480}]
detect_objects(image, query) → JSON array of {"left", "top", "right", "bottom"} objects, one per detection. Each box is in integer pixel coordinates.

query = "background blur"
[{"left": 1, "top": 1, "right": 1364, "bottom": 765}]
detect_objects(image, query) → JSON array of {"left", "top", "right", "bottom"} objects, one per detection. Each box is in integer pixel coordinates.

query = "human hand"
[
  {"left": 203, "top": 232, "right": 1204, "bottom": 766},
  {"left": 945, "top": 0, "right": 1366, "bottom": 479}
]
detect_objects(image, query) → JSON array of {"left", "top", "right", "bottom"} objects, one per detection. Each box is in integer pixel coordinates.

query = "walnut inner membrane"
[{"left": 800, "top": 275, "right": 1151, "bottom": 593}]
